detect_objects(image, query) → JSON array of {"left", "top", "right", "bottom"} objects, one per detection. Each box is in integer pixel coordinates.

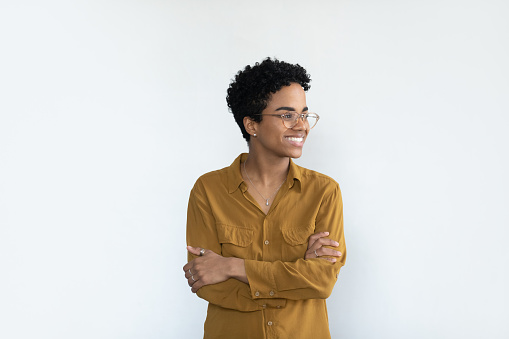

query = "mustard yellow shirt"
[{"left": 186, "top": 153, "right": 347, "bottom": 339}]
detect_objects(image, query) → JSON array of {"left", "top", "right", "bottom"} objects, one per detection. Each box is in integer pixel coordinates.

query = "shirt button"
[
  {"left": 264, "top": 240, "right": 269, "bottom": 245},
  {"left": 255, "top": 291, "right": 260, "bottom": 297},
  {"left": 269, "top": 290, "right": 275, "bottom": 296},
  {"left": 276, "top": 305, "right": 281, "bottom": 309},
  {"left": 262, "top": 304, "right": 266, "bottom": 308},
  {"left": 267, "top": 321, "right": 273, "bottom": 326}
]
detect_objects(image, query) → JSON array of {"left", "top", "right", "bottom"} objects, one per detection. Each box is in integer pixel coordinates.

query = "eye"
[{"left": 282, "top": 112, "right": 295, "bottom": 120}]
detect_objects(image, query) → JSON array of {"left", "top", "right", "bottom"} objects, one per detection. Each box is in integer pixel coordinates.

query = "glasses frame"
[{"left": 256, "top": 112, "right": 320, "bottom": 129}]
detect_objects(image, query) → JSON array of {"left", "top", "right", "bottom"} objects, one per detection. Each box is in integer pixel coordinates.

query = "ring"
[
  {"left": 188, "top": 269, "right": 192, "bottom": 275},
  {"left": 199, "top": 248, "right": 206, "bottom": 256},
  {"left": 191, "top": 275, "right": 195, "bottom": 282},
  {"left": 314, "top": 250, "right": 318, "bottom": 257}
]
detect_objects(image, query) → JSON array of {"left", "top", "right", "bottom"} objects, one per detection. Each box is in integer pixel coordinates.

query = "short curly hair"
[{"left": 226, "top": 57, "right": 311, "bottom": 143}]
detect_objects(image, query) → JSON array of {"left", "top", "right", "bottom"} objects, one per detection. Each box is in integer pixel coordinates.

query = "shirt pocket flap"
[
  {"left": 217, "top": 224, "right": 254, "bottom": 247},
  {"left": 281, "top": 226, "right": 313, "bottom": 246}
]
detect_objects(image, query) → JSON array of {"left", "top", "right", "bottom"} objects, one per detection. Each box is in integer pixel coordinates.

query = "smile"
[{"left": 285, "top": 137, "right": 304, "bottom": 142}]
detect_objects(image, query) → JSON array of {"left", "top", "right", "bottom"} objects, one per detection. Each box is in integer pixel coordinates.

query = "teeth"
[{"left": 286, "top": 137, "right": 303, "bottom": 142}]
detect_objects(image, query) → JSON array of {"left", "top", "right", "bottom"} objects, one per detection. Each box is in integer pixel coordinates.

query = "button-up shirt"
[{"left": 186, "top": 153, "right": 347, "bottom": 339}]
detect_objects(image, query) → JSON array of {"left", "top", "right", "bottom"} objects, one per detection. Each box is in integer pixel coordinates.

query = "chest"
[{"left": 210, "top": 189, "right": 321, "bottom": 261}]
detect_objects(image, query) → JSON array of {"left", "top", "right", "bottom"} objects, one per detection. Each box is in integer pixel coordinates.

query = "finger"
[
  {"left": 316, "top": 247, "right": 342, "bottom": 257},
  {"left": 305, "top": 249, "right": 317, "bottom": 260},
  {"left": 308, "top": 238, "right": 340, "bottom": 252},
  {"left": 307, "top": 232, "right": 328, "bottom": 247},
  {"left": 307, "top": 232, "right": 329, "bottom": 248},
  {"left": 184, "top": 268, "right": 194, "bottom": 279},
  {"left": 305, "top": 247, "right": 322, "bottom": 259},
  {"left": 183, "top": 262, "right": 194, "bottom": 273},
  {"left": 304, "top": 246, "right": 341, "bottom": 260},
  {"left": 187, "top": 274, "right": 199, "bottom": 287},
  {"left": 187, "top": 246, "right": 203, "bottom": 256},
  {"left": 319, "top": 257, "right": 337, "bottom": 263},
  {"left": 191, "top": 280, "right": 205, "bottom": 293}
]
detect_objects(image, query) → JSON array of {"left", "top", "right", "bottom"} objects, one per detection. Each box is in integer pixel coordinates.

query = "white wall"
[{"left": 1, "top": 1, "right": 508, "bottom": 338}]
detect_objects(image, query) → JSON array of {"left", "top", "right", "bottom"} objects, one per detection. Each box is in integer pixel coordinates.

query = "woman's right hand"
[{"left": 305, "top": 231, "right": 342, "bottom": 263}]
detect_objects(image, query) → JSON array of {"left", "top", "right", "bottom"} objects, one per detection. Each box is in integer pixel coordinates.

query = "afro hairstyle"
[{"left": 226, "top": 57, "right": 311, "bottom": 143}]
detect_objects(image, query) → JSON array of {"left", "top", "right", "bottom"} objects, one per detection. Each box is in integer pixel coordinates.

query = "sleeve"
[
  {"left": 186, "top": 179, "right": 286, "bottom": 312},
  {"left": 244, "top": 183, "right": 346, "bottom": 301}
]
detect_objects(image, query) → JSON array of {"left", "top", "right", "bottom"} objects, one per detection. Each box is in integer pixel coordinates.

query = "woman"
[{"left": 183, "top": 58, "right": 346, "bottom": 339}]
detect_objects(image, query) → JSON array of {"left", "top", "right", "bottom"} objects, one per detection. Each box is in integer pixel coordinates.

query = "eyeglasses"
[{"left": 256, "top": 112, "right": 320, "bottom": 129}]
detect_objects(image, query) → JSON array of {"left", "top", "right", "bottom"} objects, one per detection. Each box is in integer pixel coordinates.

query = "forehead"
[{"left": 266, "top": 83, "right": 307, "bottom": 110}]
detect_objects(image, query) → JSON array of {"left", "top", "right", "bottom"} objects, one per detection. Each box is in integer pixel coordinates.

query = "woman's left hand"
[
  {"left": 183, "top": 246, "right": 235, "bottom": 293},
  {"left": 305, "top": 231, "right": 341, "bottom": 262}
]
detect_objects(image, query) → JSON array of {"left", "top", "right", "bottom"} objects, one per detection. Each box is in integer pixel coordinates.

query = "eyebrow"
[{"left": 275, "top": 106, "right": 309, "bottom": 112}]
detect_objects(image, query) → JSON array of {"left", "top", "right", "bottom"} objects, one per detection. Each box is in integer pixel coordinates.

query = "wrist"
[
  {"left": 227, "top": 257, "right": 241, "bottom": 279},
  {"left": 228, "top": 257, "right": 248, "bottom": 284}
]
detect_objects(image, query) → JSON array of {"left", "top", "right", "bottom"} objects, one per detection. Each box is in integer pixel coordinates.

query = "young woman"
[{"left": 183, "top": 58, "right": 346, "bottom": 339}]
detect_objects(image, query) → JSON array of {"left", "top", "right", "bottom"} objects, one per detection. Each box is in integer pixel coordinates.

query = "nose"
[{"left": 292, "top": 114, "right": 308, "bottom": 130}]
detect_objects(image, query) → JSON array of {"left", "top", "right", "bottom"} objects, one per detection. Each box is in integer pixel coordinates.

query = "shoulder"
[
  {"left": 193, "top": 166, "right": 229, "bottom": 190},
  {"left": 188, "top": 168, "right": 229, "bottom": 204},
  {"left": 196, "top": 166, "right": 229, "bottom": 182},
  {"left": 294, "top": 163, "right": 342, "bottom": 203},
  {"left": 297, "top": 164, "right": 340, "bottom": 188}
]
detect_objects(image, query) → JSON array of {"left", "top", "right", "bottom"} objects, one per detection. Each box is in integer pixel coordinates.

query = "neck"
[{"left": 243, "top": 151, "right": 290, "bottom": 187}]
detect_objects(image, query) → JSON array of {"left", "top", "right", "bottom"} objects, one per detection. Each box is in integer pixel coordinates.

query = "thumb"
[{"left": 187, "top": 246, "right": 202, "bottom": 255}]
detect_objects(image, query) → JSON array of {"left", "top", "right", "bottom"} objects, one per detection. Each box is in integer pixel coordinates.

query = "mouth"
[{"left": 284, "top": 136, "right": 305, "bottom": 147}]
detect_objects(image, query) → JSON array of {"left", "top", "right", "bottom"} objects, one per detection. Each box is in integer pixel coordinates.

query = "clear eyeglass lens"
[
  {"left": 282, "top": 113, "right": 318, "bottom": 129},
  {"left": 305, "top": 115, "right": 318, "bottom": 129}
]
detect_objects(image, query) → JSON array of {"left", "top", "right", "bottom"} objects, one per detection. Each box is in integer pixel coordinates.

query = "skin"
[{"left": 183, "top": 83, "right": 342, "bottom": 293}]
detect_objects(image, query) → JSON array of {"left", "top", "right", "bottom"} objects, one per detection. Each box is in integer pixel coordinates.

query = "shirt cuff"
[
  {"left": 254, "top": 298, "right": 287, "bottom": 309},
  {"left": 245, "top": 260, "right": 279, "bottom": 299}
]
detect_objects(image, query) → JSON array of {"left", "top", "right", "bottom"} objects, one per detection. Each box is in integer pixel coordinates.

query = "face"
[{"left": 250, "top": 82, "right": 309, "bottom": 159}]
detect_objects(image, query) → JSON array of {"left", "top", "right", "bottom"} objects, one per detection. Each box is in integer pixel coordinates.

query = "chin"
[{"left": 287, "top": 149, "right": 303, "bottom": 159}]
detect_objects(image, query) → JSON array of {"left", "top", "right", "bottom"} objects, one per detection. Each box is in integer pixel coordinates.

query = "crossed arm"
[
  {"left": 183, "top": 182, "right": 346, "bottom": 311},
  {"left": 183, "top": 231, "right": 341, "bottom": 293}
]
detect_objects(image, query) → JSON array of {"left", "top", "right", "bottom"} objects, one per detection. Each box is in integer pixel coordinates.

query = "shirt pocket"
[
  {"left": 281, "top": 225, "right": 314, "bottom": 261},
  {"left": 216, "top": 223, "right": 254, "bottom": 259}
]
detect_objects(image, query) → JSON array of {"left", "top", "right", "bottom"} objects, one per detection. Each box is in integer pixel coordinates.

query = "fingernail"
[
  {"left": 334, "top": 241, "right": 339, "bottom": 246},
  {"left": 325, "top": 232, "right": 329, "bottom": 235},
  {"left": 337, "top": 251, "right": 341, "bottom": 256},
  {"left": 331, "top": 258, "right": 337, "bottom": 262}
]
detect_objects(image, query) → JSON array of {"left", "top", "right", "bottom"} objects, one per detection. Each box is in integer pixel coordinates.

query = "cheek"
[{"left": 264, "top": 126, "right": 285, "bottom": 142}]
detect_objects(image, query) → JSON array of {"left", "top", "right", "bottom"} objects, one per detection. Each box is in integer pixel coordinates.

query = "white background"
[{"left": 1, "top": 1, "right": 508, "bottom": 338}]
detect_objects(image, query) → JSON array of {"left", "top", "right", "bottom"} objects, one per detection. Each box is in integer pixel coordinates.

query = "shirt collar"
[
  {"left": 227, "top": 153, "right": 302, "bottom": 194},
  {"left": 227, "top": 153, "right": 247, "bottom": 194},
  {"left": 287, "top": 158, "right": 302, "bottom": 192}
]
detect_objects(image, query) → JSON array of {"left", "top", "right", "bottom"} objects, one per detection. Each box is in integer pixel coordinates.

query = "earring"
[{"left": 253, "top": 134, "right": 257, "bottom": 137}]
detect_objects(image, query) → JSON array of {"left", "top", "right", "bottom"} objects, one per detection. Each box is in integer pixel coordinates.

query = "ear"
[{"left": 243, "top": 116, "right": 258, "bottom": 137}]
